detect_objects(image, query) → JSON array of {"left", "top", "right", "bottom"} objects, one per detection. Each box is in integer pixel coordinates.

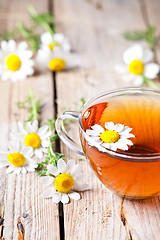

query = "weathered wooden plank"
[
  {"left": 0, "top": 0, "right": 60, "bottom": 239},
  {"left": 120, "top": 1, "right": 160, "bottom": 239},
  {"left": 54, "top": 0, "right": 152, "bottom": 239}
]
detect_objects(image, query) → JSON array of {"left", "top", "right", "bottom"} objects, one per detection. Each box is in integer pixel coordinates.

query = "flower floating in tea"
[
  {"left": 41, "top": 159, "right": 89, "bottom": 204},
  {"left": 86, "top": 122, "right": 135, "bottom": 151},
  {"left": 0, "top": 40, "right": 34, "bottom": 81},
  {"left": 0, "top": 141, "right": 37, "bottom": 174},
  {"left": 115, "top": 44, "right": 159, "bottom": 86},
  {"left": 40, "top": 32, "right": 71, "bottom": 53},
  {"left": 12, "top": 120, "right": 52, "bottom": 158}
]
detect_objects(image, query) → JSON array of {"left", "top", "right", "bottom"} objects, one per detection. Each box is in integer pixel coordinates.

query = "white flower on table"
[
  {"left": 12, "top": 120, "right": 51, "bottom": 158},
  {"left": 86, "top": 122, "right": 135, "bottom": 151},
  {"left": 0, "top": 40, "right": 34, "bottom": 82},
  {"left": 115, "top": 44, "right": 160, "bottom": 86},
  {"left": 36, "top": 48, "right": 78, "bottom": 72},
  {"left": 0, "top": 141, "right": 37, "bottom": 174},
  {"left": 41, "top": 159, "right": 88, "bottom": 204},
  {"left": 40, "top": 32, "right": 71, "bottom": 53}
]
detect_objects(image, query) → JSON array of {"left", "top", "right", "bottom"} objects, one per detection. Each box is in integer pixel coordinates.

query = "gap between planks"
[{"left": 49, "top": 0, "right": 65, "bottom": 239}]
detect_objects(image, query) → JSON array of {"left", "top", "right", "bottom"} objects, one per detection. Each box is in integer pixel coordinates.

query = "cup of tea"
[{"left": 56, "top": 88, "right": 160, "bottom": 199}]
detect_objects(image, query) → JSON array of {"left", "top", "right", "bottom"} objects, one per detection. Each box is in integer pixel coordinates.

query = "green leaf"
[
  {"left": 0, "top": 29, "right": 18, "bottom": 41},
  {"left": 142, "top": 75, "right": 159, "bottom": 89},
  {"left": 123, "top": 31, "right": 145, "bottom": 41},
  {"left": 27, "top": 4, "right": 56, "bottom": 35},
  {"left": 145, "top": 26, "right": 156, "bottom": 47},
  {"left": 123, "top": 25, "right": 156, "bottom": 47}
]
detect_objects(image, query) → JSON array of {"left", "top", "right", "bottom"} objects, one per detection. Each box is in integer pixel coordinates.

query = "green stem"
[
  {"left": 143, "top": 76, "right": 159, "bottom": 89},
  {"left": 28, "top": 86, "right": 38, "bottom": 120}
]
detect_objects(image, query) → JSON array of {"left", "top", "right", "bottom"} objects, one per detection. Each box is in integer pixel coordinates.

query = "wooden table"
[{"left": 0, "top": 0, "right": 160, "bottom": 239}]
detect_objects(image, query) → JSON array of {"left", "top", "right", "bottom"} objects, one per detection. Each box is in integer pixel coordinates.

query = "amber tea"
[{"left": 80, "top": 94, "right": 160, "bottom": 198}]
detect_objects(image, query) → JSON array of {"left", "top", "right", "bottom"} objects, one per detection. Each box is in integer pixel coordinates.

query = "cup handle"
[{"left": 55, "top": 111, "right": 84, "bottom": 156}]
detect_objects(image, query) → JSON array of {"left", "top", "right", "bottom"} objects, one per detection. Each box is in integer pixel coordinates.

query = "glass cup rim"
[{"left": 79, "top": 87, "right": 160, "bottom": 162}]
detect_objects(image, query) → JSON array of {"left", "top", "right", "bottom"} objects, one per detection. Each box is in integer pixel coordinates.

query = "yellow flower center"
[
  {"left": 54, "top": 173, "right": 74, "bottom": 193},
  {"left": 7, "top": 152, "right": 26, "bottom": 167},
  {"left": 100, "top": 130, "right": 120, "bottom": 143},
  {"left": 48, "top": 42, "right": 59, "bottom": 50},
  {"left": 5, "top": 54, "right": 21, "bottom": 71},
  {"left": 129, "top": 59, "right": 144, "bottom": 75},
  {"left": 48, "top": 58, "right": 66, "bottom": 72},
  {"left": 24, "top": 133, "right": 41, "bottom": 149}
]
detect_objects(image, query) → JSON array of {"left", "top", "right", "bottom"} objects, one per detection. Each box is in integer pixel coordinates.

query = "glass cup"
[{"left": 56, "top": 88, "right": 160, "bottom": 199}]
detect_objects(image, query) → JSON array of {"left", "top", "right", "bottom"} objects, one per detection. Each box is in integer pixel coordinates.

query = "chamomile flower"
[
  {"left": 40, "top": 32, "right": 71, "bottom": 52},
  {"left": 12, "top": 120, "right": 52, "bottom": 158},
  {"left": 0, "top": 40, "right": 34, "bottom": 81},
  {"left": 36, "top": 48, "right": 78, "bottom": 72},
  {"left": 86, "top": 122, "right": 135, "bottom": 151},
  {"left": 115, "top": 44, "right": 159, "bottom": 86},
  {"left": 0, "top": 141, "right": 37, "bottom": 174},
  {"left": 41, "top": 159, "right": 88, "bottom": 204}
]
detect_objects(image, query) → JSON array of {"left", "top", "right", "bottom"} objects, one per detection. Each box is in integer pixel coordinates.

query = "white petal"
[
  {"left": 110, "top": 143, "right": 118, "bottom": 151},
  {"left": 117, "top": 142, "right": 128, "bottom": 151},
  {"left": 32, "top": 120, "right": 38, "bottom": 132},
  {"left": 122, "top": 133, "right": 135, "bottom": 139},
  {"left": 41, "top": 139, "right": 50, "bottom": 147},
  {"left": 34, "top": 148, "right": 43, "bottom": 158},
  {"left": 21, "top": 167, "right": 27, "bottom": 174},
  {"left": 122, "top": 139, "right": 133, "bottom": 146},
  {"left": 47, "top": 164, "right": 59, "bottom": 176},
  {"left": 41, "top": 147, "right": 48, "bottom": 153},
  {"left": 8, "top": 39, "right": 16, "bottom": 51},
  {"left": 14, "top": 167, "right": 21, "bottom": 174},
  {"left": 25, "top": 165, "right": 36, "bottom": 172},
  {"left": 86, "top": 129, "right": 100, "bottom": 136},
  {"left": 26, "top": 122, "right": 32, "bottom": 133},
  {"left": 1, "top": 41, "right": 7, "bottom": 51},
  {"left": 42, "top": 187, "right": 55, "bottom": 198},
  {"left": 18, "top": 41, "right": 28, "bottom": 51},
  {"left": 91, "top": 124, "right": 104, "bottom": 133},
  {"left": 52, "top": 192, "right": 61, "bottom": 204},
  {"left": 120, "top": 126, "right": 132, "bottom": 134},
  {"left": 105, "top": 122, "right": 115, "bottom": 130},
  {"left": 40, "top": 176, "right": 54, "bottom": 185},
  {"left": 21, "top": 147, "right": 33, "bottom": 157},
  {"left": 66, "top": 160, "right": 75, "bottom": 173},
  {"left": 68, "top": 192, "right": 80, "bottom": 201},
  {"left": 142, "top": 48, "right": 154, "bottom": 63},
  {"left": 61, "top": 193, "right": 69, "bottom": 204},
  {"left": 144, "top": 63, "right": 160, "bottom": 79},
  {"left": 38, "top": 125, "right": 49, "bottom": 136},
  {"left": 133, "top": 75, "right": 144, "bottom": 86},
  {"left": 123, "top": 44, "right": 143, "bottom": 64},
  {"left": 1, "top": 72, "right": 10, "bottom": 81},
  {"left": 91, "top": 136, "right": 101, "bottom": 142},
  {"left": 114, "top": 124, "right": 124, "bottom": 133},
  {"left": 41, "top": 32, "right": 52, "bottom": 44},
  {"left": 40, "top": 131, "right": 52, "bottom": 139},
  {"left": 6, "top": 165, "right": 15, "bottom": 173},
  {"left": 57, "top": 159, "right": 66, "bottom": 173},
  {"left": 102, "top": 143, "right": 110, "bottom": 149}
]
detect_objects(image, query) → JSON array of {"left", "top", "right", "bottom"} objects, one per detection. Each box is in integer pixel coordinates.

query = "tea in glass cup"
[{"left": 56, "top": 88, "right": 160, "bottom": 199}]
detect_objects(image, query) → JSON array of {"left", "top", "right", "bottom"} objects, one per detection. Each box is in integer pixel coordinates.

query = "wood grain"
[
  {"left": 0, "top": 1, "right": 60, "bottom": 239},
  {"left": 54, "top": 0, "right": 160, "bottom": 239}
]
